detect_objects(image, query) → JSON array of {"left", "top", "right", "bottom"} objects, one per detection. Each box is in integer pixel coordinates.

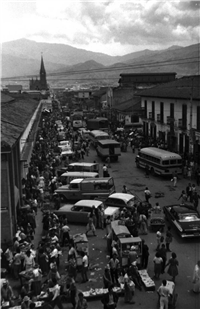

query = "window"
[
  {"left": 163, "top": 160, "right": 170, "bottom": 165},
  {"left": 70, "top": 184, "right": 79, "bottom": 189},
  {"left": 144, "top": 100, "right": 147, "bottom": 118},
  {"left": 72, "top": 206, "right": 83, "bottom": 211},
  {"left": 182, "top": 104, "right": 187, "bottom": 128},
  {"left": 170, "top": 103, "right": 174, "bottom": 119},
  {"left": 170, "top": 160, "right": 176, "bottom": 165},
  {"left": 152, "top": 101, "right": 155, "bottom": 120},
  {"left": 160, "top": 102, "right": 164, "bottom": 123}
]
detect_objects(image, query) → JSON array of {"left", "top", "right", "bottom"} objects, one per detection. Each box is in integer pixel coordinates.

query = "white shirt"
[
  {"left": 82, "top": 254, "right": 88, "bottom": 267},
  {"left": 62, "top": 225, "right": 70, "bottom": 233}
]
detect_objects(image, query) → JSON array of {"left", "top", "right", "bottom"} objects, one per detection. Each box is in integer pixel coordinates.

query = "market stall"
[
  {"left": 111, "top": 220, "right": 131, "bottom": 241},
  {"left": 149, "top": 209, "right": 165, "bottom": 232},
  {"left": 138, "top": 269, "right": 155, "bottom": 291},
  {"left": 82, "top": 286, "right": 122, "bottom": 301}
]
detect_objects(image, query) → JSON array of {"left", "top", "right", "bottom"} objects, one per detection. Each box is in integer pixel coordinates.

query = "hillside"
[{"left": 1, "top": 39, "right": 199, "bottom": 87}]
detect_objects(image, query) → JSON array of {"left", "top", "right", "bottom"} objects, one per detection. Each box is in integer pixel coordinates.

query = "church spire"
[{"left": 40, "top": 53, "right": 47, "bottom": 90}]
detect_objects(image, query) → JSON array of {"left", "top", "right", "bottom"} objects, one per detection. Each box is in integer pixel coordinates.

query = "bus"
[
  {"left": 88, "top": 130, "right": 110, "bottom": 147},
  {"left": 71, "top": 113, "right": 84, "bottom": 129},
  {"left": 135, "top": 147, "right": 182, "bottom": 176},
  {"left": 87, "top": 117, "right": 109, "bottom": 132},
  {"left": 96, "top": 139, "right": 121, "bottom": 161}
]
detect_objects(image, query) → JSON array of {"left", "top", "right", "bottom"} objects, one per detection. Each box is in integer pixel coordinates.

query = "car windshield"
[
  {"left": 179, "top": 214, "right": 200, "bottom": 222},
  {"left": 127, "top": 198, "right": 136, "bottom": 207}
]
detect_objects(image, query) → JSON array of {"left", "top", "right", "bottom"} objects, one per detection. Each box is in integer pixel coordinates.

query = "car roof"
[
  {"left": 56, "top": 204, "right": 74, "bottom": 212},
  {"left": 70, "top": 178, "right": 84, "bottom": 183},
  {"left": 69, "top": 162, "right": 97, "bottom": 167},
  {"left": 104, "top": 207, "right": 119, "bottom": 215},
  {"left": 167, "top": 204, "right": 198, "bottom": 214},
  {"left": 75, "top": 200, "right": 103, "bottom": 207},
  {"left": 62, "top": 172, "right": 98, "bottom": 177},
  {"left": 108, "top": 193, "right": 135, "bottom": 202}
]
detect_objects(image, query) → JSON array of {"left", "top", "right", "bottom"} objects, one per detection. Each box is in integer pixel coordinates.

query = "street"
[{"left": 34, "top": 145, "right": 200, "bottom": 309}]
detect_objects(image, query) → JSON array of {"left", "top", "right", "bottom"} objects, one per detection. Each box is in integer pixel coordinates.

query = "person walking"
[
  {"left": 103, "top": 164, "right": 108, "bottom": 177},
  {"left": 139, "top": 213, "right": 148, "bottom": 235},
  {"left": 144, "top": 187, "right": 151, "bottom": 203},
  {"left": 141, "top": 240, "right": 149, "bottom": 269},
  {"left": 157, "top": 279, "right": 170, "bottom": 309},
  {"left": 186, "top": 183, "right": 192, "bottom": 202},
  {"left": 153, "top": 252, "right": 163, "bottom": 279},
  {"left": 101, "top": 284, "right": 119, "bottom": 309},
  {"left": 86, "top": 213, "right": 97, "bottom": 236},
  {"left": 165, "top": 227, "right": 173, "bottom": 252},
  {"left": 178, "top": 190, "right": 187, "bottom": 205},
  {"left": 165, "top": 252, "right": 179, "bottom": 282},
  {"left": 192, "top": 260, "right": 200, "bottom": 293},
  {"left": 109, "top": 253, "right": 120, "bottom": 285},
  {"left": 122, "top": 185, "right": 128, "bottom": 193},
  {"left": 49, "top": 278, "right": 63, "bottom": 309},
  {"left": 158, "top": 244, "right": 167, "bottom": 274},
  {"left": 81, "top": 252, "right": 89, "bottom": 283},
  {"left": 171, "top": 173, "right": 177, "bottom": 187}
]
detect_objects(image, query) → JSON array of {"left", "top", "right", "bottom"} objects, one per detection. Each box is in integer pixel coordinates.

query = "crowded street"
[{"left": 1, "top": 110, "right": 200, "bottom": 309}]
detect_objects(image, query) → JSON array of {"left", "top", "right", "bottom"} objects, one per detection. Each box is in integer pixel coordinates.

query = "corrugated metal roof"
[
  {"left": 112, "top": 96, "right": 141, "bottom": 112},
  {"left": 137, "top": 75, "right": 200, "bottom": 100},
  {"left": 1, "top": 92, "right": 40, "bottom": 147}
]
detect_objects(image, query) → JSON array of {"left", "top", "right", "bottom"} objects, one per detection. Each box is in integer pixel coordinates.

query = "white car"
[
  {"left": 104, "top": 193, "right": 139, "bottom": 209},
  {"left": 58, "top": 140, "right": 71, "bottom": 151}
]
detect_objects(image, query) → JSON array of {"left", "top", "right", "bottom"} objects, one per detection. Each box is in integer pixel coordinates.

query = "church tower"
[{"left": 40, "top": 54, "right": 47, "bottom": 90}]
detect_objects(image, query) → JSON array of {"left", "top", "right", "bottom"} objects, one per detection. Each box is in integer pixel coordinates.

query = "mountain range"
[{"left": 2, "top": 39, "right": 200, "bottom": 87}]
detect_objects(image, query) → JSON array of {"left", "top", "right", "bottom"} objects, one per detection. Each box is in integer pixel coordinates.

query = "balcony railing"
[{"left": 157, "top": 114, "right": 161, "bottom": 122}]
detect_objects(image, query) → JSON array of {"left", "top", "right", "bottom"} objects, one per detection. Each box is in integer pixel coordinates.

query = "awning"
[{"left": 14, "top": 186, "right": 19, "bottom": 206}]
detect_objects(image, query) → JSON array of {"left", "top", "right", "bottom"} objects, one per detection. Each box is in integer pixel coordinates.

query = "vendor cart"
[
  {"left": 118, "top": 236, "right": 142, "bottom": 268},
  {"left": 157, "top": 280, "right": 178, "bottom": 309},
  {"left": 149, "top": 209, "right": 165, "bottom": 232},
  {"left": 111, "top": 220, "right": 131, "bottom": 241}
]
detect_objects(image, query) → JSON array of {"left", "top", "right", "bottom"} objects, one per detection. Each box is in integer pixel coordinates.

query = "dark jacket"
[{"left": 101, "top": 291, "right": 118, "bottom": 308}]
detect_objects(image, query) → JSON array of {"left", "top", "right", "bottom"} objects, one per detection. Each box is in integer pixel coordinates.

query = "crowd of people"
[{"left": 1, "top": 108, "right": 200, "bottom": 309}]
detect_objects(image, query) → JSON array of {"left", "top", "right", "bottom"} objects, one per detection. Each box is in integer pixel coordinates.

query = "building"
[
  {"left": 118, "top": 72, "right": 176, "bottom": 88},
  {"left": 29, "top": 55, "right": 48, "bottom": 90},
  {"left": 139, "top": 75, "right": 200, "bottom": 161},
  {"left": 1, "top": 92, "right": 42, "bottom": 246}
]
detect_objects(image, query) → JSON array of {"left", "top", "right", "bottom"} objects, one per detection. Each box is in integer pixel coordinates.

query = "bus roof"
[
  {"left": 97, "top": 139, "right": 120, "bottom": 145},
  {"left": 90, "top": 130, "right": 109, "bottom": 136},
  {"left": 140, "top": 147, "right": 182, "bottom": 159}
]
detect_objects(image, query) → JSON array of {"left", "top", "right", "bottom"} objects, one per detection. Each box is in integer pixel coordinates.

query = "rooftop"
[
  {"left": 1, "top": 92, "right": 40, "bottom": 148},
  {"left": 137, "top": 75, "right": 200, "bottom": 100}
]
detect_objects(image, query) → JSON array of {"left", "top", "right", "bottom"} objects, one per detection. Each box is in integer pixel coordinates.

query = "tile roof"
[
  {"left": 137, "top": 75, "right": 200, "bottom": 100},
  {"left": 1, "top": 92, "right": 40, "bottom": 148},
  {"left": 112, "top": 96, "right": 141, "bottom": 112}
]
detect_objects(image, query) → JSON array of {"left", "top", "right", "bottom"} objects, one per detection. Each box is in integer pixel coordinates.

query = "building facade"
[
  {"left": 1, "top": 92, "right": 42, "bottom": 246},
  {"left": 139, "top": 76, "right": 200, "bottom": 162}
]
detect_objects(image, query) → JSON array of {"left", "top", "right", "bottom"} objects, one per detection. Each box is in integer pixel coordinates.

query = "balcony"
[
  {"left": 166, "top": 116, "right": 174, "bottom": 125},
  {"left": 157, "top": 114, "right": 161, "bottom": 122}
]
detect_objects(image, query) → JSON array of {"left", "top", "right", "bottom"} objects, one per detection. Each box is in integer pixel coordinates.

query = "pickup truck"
[{"left": 55, "top": 177, "right": 115, "bottom": 202}]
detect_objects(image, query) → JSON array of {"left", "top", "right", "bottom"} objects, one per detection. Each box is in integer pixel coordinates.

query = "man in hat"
[
  {"left": 1, "top": 279, "right": 15, "bottom": 306},
  {"left": 128, "top": 246, "right": 138, "bottom": 266},
  {"left": 21, "top": 295, "right": 32, "bottom": 309}
]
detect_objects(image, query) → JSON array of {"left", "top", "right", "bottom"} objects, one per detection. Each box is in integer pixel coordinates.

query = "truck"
[{"left": 55, "top": 177, "right": 115, "bottom": 202}]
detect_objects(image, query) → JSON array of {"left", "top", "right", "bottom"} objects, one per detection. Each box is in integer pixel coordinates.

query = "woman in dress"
[
  {"left": 192, "top": 260, "right": 200, "bottom": 293},
  {"left": 165, "top": 252, "right": 179, "bottom": 282}
]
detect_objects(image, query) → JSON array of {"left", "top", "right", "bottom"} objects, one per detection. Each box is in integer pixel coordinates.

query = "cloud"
[{"left": 1, "top": 0, "right": 200, "bottom": 55}]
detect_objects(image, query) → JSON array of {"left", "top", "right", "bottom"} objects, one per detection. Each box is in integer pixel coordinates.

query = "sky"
[{"left": 1, "top": 0, "right": 200, "bottom": 56}]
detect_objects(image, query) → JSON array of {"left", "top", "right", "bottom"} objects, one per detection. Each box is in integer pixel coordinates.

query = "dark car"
[{"left": 163, "top": 204, "right": 200, "bottom": 238}]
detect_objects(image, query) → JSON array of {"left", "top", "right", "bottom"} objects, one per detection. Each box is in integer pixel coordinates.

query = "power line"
[{"left": 1, "top": 56, "right": 199, "bottom": 81}]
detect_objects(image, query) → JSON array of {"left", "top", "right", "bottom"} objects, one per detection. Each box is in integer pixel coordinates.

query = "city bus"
[
  {"left": 135, "top": 147, "right": 182, "bottom": 176},
  {"left": 71, "top": 113, "right": 84, "bottom": 129},
  {"left": 87, "top": 117, "right": 109, "bottom": 132},
  {"left": 88, "top": 130, "right": 109, "bottom": 147},
  {"left": 96, "top": 139, "right": 121, "bottom": 161}
]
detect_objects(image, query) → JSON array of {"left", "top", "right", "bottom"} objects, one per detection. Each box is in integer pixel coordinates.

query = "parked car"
[
  {"left": 104, "top": 193, "right": 139, "bottom": 209},
  {"left": 58, "top": 140, "right": 71, "bottom": 151},
  {"left": 163, "top": 203, "right": 200, "bottom": 238},
  {"left": 54, "top": 200, "right": 104, "bottom": 223}
]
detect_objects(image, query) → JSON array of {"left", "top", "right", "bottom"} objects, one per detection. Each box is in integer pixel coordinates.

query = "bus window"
[
  {"left": 170, "top": 159, "right": 176, "bottom": 165},
  {"left": 163, "top": 160, "right": 169, "bottom": 165}
]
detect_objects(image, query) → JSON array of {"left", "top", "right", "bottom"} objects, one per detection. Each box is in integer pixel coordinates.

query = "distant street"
[{"left": 34, "top": 146, "right": 200, "bottom": 309}]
